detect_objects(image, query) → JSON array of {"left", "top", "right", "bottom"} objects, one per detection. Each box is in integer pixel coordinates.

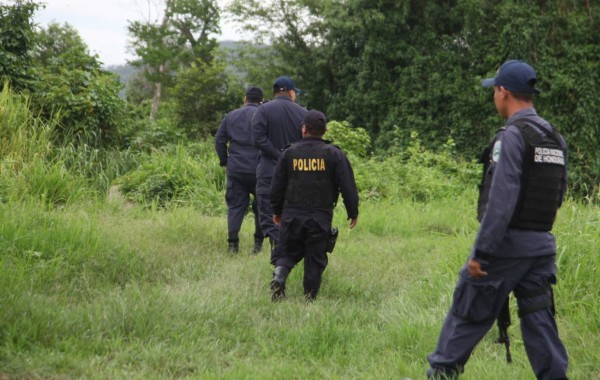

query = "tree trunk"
[
  {"left": 150, "top": 63, "right": 166, "bottom": 121},
  {"left": 150, "top": 0, "right": 172, "bottom": 121},
  {"left": 150, "top": 81, "right": 161, "bottom": 121}
]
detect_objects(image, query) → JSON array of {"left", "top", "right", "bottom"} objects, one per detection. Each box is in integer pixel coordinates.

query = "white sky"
[{"left": 34, "top": 0, "right": 250, "bottom": 66}]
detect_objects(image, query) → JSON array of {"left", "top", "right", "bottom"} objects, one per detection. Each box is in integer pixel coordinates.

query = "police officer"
[
  {"left": 215, "top": 86, "right": 265, "bottom": 254},
  {"left": 427, "top": 61, "right": 569, "bottom": 379},
  {"left": 251, "top": 76, "right": 308, "bottom": 260},
  {"left": 269, "top": 110, "right": 359, "bottom": 302}
]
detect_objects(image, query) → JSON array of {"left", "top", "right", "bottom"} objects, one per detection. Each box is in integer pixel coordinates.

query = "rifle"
[{"left": 496, "top": 297, "right": 512, "bottom": 363}]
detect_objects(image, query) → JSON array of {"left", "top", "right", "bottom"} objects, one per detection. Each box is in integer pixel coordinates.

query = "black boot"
[
  {"left": 252, "top": 237, "right": 264, "bottom": 254},
  {"left": 227, "top": 238, "right": 239, "bottom": 254},
  {"left": 270, "top": 266, "right": 289, "bottom": 302}
]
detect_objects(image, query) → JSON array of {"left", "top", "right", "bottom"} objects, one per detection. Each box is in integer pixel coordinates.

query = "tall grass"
[
  {"left": 0, "top": 197, "right": 597, "bottom": 379},
  {"left": 0, "top": 85, "right": 598, "bottom": 378},
  {"left": 0, "top": 85, "right": 88, "bottom": 205}
]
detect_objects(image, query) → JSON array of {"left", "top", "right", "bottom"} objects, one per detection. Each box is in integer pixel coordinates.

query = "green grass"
[{"left": 0, "top": 196, "right": 598, "bottom": 379}]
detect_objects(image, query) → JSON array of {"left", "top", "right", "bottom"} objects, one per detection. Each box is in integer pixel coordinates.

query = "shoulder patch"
[{"left": 492, "top": 140, "right": 502, "bottom": 162}]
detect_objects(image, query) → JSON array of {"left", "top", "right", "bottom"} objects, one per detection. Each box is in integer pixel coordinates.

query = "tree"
[
  {"left": 229, "top": 0, "right": 600, "bottom": 196},
  {"left": 0, "top": 0, "right": 40, "bottom": 90},
  {"left": 172, "top": 58, "right": 243, "bottom": 138},
  {"left": 128, "top": 0, "right": 221, "bottom": 120},
  {"left": 31, "top": 22, "right": 125, "bottom": 146}
]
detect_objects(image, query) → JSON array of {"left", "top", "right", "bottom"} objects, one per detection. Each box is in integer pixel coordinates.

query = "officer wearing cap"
[
  {"left": 427, "top": 60, "right": 569, "bottom": 379},
  {"left": 269, "top": 110, "right": 359, "bottom": 302},
  {"left": 251, "top": 76, "right": 308, "bottom": 261},
  {"left": 215, "top": 86, "right": 265, "bottom": 254}
]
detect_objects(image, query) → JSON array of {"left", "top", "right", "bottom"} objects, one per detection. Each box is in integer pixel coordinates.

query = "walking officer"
[
  {"left": 215, "top": 86, "right": 265, "bottom": 254},
  {"left": 269, "top": 110, "right": 359, "bottom": 302},
  {"left": 251, "top": 76, "right": 308, "bottom": 260},
  {"left": 427, "top": 60, "right": 569, "bottom": 379}
]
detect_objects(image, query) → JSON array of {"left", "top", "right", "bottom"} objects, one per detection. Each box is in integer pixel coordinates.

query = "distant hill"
[
  {"left": 105, "top": 64, "right": 138, "bottom": 99},
  {"left": 104, "top": 40, "right": 251, "bottom": 98}
]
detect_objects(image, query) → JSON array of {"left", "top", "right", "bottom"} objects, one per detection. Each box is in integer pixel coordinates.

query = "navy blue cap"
[
  {"left": 273, "top": 76, "right": 301, "bottom": 93},
  {"left": 482, "top": 60, "right": 540, "bottom": 94},
  {"left": 303, "top": 110, "right": 327, "bottom": 129},
  {"left": 245, "top": 86, "right": 263, "bottom": 99}
]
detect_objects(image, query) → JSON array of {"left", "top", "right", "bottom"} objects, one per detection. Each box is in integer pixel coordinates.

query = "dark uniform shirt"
[
  {"left": 473, "top": 108, "right": 568, "bottom": 259},
  {"left": 270, "top": 137, "right": 359, "bottom": 230},
  {"left": 251, "top": 96, "right": 307, "bottom": 179},
  {"left": 215, "top": 103, "right": 260, "bottom": 175}
]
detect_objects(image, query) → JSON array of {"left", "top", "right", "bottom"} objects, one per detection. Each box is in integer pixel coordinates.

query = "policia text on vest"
[{"left": 292, "top": 158, "right": 326, "bottom": 171}]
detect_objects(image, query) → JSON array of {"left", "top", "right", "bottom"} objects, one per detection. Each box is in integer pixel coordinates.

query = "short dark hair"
[
  {"left": 246, "top": 94, "right": 263, "bottom": 103},
  {"left": 511, "top": 91, "right": 534, "bottom": 102},
  {"left": 245, "top": 86, "right": 263, "bottom": 103}
]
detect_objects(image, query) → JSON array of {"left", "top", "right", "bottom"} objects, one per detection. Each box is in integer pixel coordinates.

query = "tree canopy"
[
  {"left": 1, "top": 0, "right": 598, "bottom": 196},
  {"left": 230, "top": 0, "right": 600, "bottom": 192}
]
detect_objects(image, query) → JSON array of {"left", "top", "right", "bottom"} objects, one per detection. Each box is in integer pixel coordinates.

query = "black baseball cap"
[
  {"left": 482, "top": 60, "right": 540, "bottom": 94},
  {"left": 273, "top": 76, "right": 301, "bottom": 93},
  {"left": 245, "top": 86, "right": 263, "bottom": 98},
  {"left": 303, "top": 110, "right": 327, "bottom": 129}
]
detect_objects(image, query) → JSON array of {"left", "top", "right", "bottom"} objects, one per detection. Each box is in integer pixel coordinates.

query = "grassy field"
[{"left": 0, "top": 195, "right": 598, "bottom": 379}]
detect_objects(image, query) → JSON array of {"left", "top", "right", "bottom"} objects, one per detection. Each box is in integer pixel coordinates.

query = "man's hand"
[
  {"left": 467, "top": 258, "right": 488, "bottom": 278},
  {"left": 273, "top": 214, "right": 282, "bottom": 227},
  {"left": 349, "top": 217, "right": 358, "bottom": 229}
]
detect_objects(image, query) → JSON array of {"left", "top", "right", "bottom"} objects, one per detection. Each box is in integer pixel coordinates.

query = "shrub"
[
  {"left": 325, "top": 120, "right": 371, "bottom": 158},
  {"left": 115, "top": 142, "right": 226, "bottom": 214},
  {"left": 352, "top": 132, "right": 479, "bottom": 202}
]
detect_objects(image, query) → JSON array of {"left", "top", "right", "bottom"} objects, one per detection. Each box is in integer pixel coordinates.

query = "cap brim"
[
  {"left": 482, "top": 78, "right": 496, "bottom": 87},
  {"left": 294, "top": 87, "right": 302, "bottom": 94}
]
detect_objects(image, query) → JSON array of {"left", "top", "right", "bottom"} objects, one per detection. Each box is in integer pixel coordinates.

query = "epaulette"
[{"left": 282, "top": 143, "right": 293, "bottom": 151}]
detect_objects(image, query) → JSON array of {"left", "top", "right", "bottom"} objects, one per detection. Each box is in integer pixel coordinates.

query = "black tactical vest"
[
  {"left": 477, "top": 119, "right": 566, "bottom": 231},
  {"left": 284, "top": 142, "right": 338, "bottom": 210}
]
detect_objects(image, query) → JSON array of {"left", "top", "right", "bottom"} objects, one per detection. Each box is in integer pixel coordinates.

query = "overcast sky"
[{"left": 34, "top": 0, "right": 249, "bottom": 66}]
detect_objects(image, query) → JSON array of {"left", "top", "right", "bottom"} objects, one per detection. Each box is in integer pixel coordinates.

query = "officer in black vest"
[
  {"left": 427, "top": 61, "right": 569, "bottom": 379},
  {"left": 215, "top": 86, "right": 265, "bottom": 254},
  {"left": 269, "top": 110, "right": 359, "bottom": 302}
]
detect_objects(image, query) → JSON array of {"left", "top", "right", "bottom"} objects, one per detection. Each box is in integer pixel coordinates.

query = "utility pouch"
[
  {"left": 452, "top": 277, "right": 502, "bottom": 322},
  {"left": 326, "top": 227, "right": 339, "bottom": 253}
]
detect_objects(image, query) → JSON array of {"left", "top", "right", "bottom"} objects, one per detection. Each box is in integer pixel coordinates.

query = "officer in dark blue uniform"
[
  {"left": 251, "top": 76, "right": 308, "bottom": 260},
  {"left": 215, "top": 86, "right": 265, "bottom": 254},
  {"left": 427, "top": 61, "right": 569, "bottom": 379},
  {"left": 269, "top": 110, "right": 359, "bottom": 302}
]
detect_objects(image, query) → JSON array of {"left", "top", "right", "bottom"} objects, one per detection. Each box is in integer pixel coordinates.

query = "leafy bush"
[
  {"left": 352, "top": 132, "right": 479, "bottom": 202},
  {"left": 115, "top": 142, "right": 226, "bottom": 214},
  {"left": 119, "top": 101, "right": 186, "bottom": 151},
  {"left": 29, "top": 23, "right": 125, "bottom": 147},
  {"left": 325, "top": 120, "right": 371, "bottom": 157},
  {"left": 0, "top": 0, "right": 39, "bottom": 90}
]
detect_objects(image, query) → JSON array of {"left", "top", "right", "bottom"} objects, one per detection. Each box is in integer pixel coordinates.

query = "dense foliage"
[
  {"left": 0, "top": 0, "right": 598, "bottom": 202},
  {"left": 230, "top": 0, "right": 600, "bottom": 196},
  {"left": 0, "top": 0, "right": 39, "bottom": 90}
]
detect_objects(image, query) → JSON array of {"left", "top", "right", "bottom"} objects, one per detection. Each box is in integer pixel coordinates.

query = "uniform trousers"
[
  {"left": 427, "top": 254, "right": 568, "bottom": 380},
  {"left": 225, "top": 172, "right": 262, "bottom": 241},
  {"left": 256, "top": 177, "right": 280, "bottom": 251},
  {"left": 273, "top": 216, "right": 329, "bottom": 298}
]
